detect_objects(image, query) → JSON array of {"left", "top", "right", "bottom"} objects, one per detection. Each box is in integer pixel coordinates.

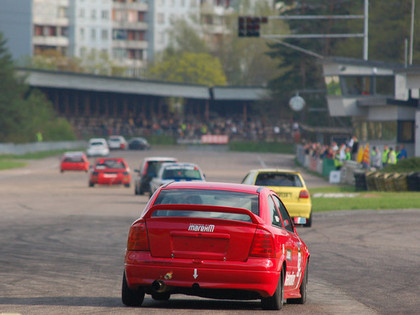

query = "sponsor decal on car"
[
  {"left": 103, "top": 173, "right": 117, "bottom": 178},
  {"left": 285, "top": 273, "right": 296, "bottom": 286},
  {"left": 188, "top": 224, "right": 215, "bottom": 232},
  {"left": 277, "top": 192, "right": 292, "bottom": 198}
]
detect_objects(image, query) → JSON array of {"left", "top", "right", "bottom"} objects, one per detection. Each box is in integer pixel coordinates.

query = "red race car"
[
  {"left": 60, "top": 151, "right": 90, "bottom": 173},
  {"left": 89, "top": 157, "right": 131, "bottom": 187},
  {"left": 122, "top": 181, "right": 310, "bottom": 310}
]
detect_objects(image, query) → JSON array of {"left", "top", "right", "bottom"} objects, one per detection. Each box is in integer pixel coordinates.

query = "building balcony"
[
  {"left": 112, "top": 40, "right": 148, "bottom": 50},
  {"left": 33, "top": 17, "right": 69, "bottom": 27},
  {"left": 33, "top": 36, "right": 69, "bottom": 47},
  {"left": 112, "top": 1, "right": 147, "bottom": 11},
  {"left": 113, "top": 21, "right": 148, "bottom": 30}
]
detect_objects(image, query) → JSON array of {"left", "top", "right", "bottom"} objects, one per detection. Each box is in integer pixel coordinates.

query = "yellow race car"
[{"left": 241, "top": 169, "right": 312, "bottom": 227}]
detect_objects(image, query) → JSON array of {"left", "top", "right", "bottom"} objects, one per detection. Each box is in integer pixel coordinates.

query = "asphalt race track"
[{"left": 0, "top": 147, "right": 419, "bottom": 315}]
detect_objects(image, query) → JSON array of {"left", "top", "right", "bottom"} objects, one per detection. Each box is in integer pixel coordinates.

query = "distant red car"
[
  {"left": 60, "top": 151, "right": 89, "bottom": 173},
  {"left": 122, "top": 181, "right": 310, "bottom": 310},
  {"left": 89, "top": 158, "right": 131, "bottom": 187}
]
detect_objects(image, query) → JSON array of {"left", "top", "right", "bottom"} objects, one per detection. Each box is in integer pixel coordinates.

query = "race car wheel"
[
  {"left": 124, "top": 183, "right": 130, "bottom": 188},
  {"left": 261, "top": 267, "right": 284, "bottom": 310},
  {"left": 304, "top": 212, "right": 312, "bottom": 227},
  {"left": 122, "top": 271, "right": 145, "bottom": 307},
  {"left": 151, "top": 292, "right": 171, "bottom": 301},
  {"left": 289, "top": 259, "right": 308, "bottom": 304},
  {"left": 89, "top": 181, "right": 94, "bottom": 187},
  {"left": 298, "top": 260, "right": 309, "bottom": 304}
]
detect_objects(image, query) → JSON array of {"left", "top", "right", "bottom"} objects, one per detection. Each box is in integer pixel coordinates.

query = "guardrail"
[{"left": 296, "top": 144, "right": 362, "bottom": 185}]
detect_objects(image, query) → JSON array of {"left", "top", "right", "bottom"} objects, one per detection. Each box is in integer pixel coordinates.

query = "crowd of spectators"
[
  {"left": 302, "top": 136, "right": 408, "bottom": 170},
  {"left": 68, "top": 114, "right": 299, "bottom": 143}
]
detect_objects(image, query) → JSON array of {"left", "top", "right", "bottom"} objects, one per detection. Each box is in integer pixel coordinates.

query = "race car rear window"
[
  {"left": 151, "top": 210, "right": 252, "bottom": 223},
  {"left": 162, "top": 167, "right": 202, "bottom": 180},
  {"left": 154, "top": 189, "right": 259, "bottom": 215},
  {"left": 64, "top": 157, "right": 84, "bottom": 162},
  {"left": 255, "top": 173, "right": 303, "bottom": 187}
]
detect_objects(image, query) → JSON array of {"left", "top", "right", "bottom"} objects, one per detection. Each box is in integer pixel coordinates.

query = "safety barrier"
[{"left": 352, "top": 171, "right": 419, "bottom": 192}]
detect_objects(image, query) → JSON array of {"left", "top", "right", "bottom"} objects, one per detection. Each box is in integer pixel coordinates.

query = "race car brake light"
[
  {"left": 127, "top": 222, "right": 149, "bottom": 251},
  {"left": 249, "top": 228, "right": 275, "bottom": 258},
  {"left": 299, "top": 190, "right": 309, "bottom": 199}
]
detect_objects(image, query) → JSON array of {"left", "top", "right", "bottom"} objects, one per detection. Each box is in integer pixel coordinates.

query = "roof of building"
[
  {"left": 17, "top": 68, "right": 269, "bottom": 101},
  {"left": 320, "top": 56, "right": 403, "bottom": 69}
]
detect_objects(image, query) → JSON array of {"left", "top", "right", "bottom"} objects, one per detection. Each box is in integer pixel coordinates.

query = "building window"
[
  {"left": 376, "top": 76, "right": 394, "bottom": 95},
  {"left": 112, "top": 48, "right": 127, "bottom": 59},
  {"left": 101, "top": 10, "right": 109, "bottom": 20},
  {"left": 158, "top": 32, "right": 165, "bottom": 44},
  {"left": 398, "top": 121, "right": 415, "bottom": 143},
  {"left": 113, "top": 29, "right": 127, "bottom": 40},
  {"left": 80, "top": 27, "right": 85, "bottom": 40},
  {"left": 80, "top": 47, "right": 87, "bottom": 57},
  {"left": 128, "top": 10, "right": 137, "bottom": 22},
  {"left": 101, "top": 29, "right": 108, "bottom": 40},
  {"left": 157, "top": 13, "right": 164, "bottom": 24},
  {"left": 79, "top": 8, "right": 85, "bottom": 18},
  {"left": 58, "top": 6, "right": 67, "bottom": 18},
  {"left": 91, "top": 29, "right": 96, "bottom": 40},
  {"left": 355, "top": 121, "right": 397, "bottom": 142},
  {"left": 339, "top": 75, "right": 394, "bottom": 96},
  {"left": 325, "top": 76, "right": 342, "bottom": 96},
  {"left": 128, "top": 49, "right": 143, "bottom": 60},
  {"left": 341, "top": 76, "right": 372, "bottom": 96},
  {"left": 91, "top": 9, "right": 96, "bottom": 19}
]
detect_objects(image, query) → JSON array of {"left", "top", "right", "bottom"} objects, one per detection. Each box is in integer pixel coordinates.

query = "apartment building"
[
  {"left": 145, "top": 0, "right": 201, "bottom": 62},
  {"left": 0, "top": 0, "right": 271, "bottom": 76},
  {"left": 111, "top": 0, "right": 148, "bottom": 76}
]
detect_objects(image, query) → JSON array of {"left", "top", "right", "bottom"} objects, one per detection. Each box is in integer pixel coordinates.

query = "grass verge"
[
  {"left": 310, "top": 185, "right": 420, "bottom": 212},
  {"left": 0, "top": 149, "right": 83, "bottom": 170}
]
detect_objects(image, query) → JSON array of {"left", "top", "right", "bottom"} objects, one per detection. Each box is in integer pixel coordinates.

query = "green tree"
[
  {"left": 0, "top": 32, "right": 76, "bottom": 143},
  {"left": 166, "top": 17, "right": 209, "bottom": 54},
  {"left": 148, "top": 51, "right": 227, "bottom": 86},
  {"left": 23, "top": 48, "right": 127, "bottom": 76}
]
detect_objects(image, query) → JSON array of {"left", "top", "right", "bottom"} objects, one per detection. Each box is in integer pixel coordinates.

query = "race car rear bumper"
[{"left": 125, "top": 251, "right": 281, "bottom": 298}]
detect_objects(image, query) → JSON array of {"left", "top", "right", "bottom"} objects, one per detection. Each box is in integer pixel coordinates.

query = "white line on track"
[{"left": 257, "top": 156, "right": 266, "bottom": 168}]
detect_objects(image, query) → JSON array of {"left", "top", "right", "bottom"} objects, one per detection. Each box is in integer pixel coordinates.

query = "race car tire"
[
  {"left": 122, "top": 271, "right": 145, "bottom": 307},
  {"left": 89, "top": 181, "right": 94, "bottom": 187},
  {"left": 151, "top": 292, "right": 171, "bottom": 301},
  {"left": 124, "top": 183, "right": 130, "bottom": 188},
  {"left": 304, "top": 212, "right": 312, "bottom": 227},
  {"left": 261, "top": 268, "right": 284, "bottom": 310}
]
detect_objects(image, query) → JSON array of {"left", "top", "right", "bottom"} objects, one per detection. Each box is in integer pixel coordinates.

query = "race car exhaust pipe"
[{"left": 152, "top": 280, "right": 167, "bottom": 293}]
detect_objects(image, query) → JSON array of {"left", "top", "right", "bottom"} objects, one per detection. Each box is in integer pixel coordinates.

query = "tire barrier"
[
  {"left": 354, "top": 171, "right": 420, "bottom": 191},
  {"left": 354, "top": 171, "right": 367, "bottom": 191},
  {"left": 407, "top": 172, "right": 420, "bottom": 191}
]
